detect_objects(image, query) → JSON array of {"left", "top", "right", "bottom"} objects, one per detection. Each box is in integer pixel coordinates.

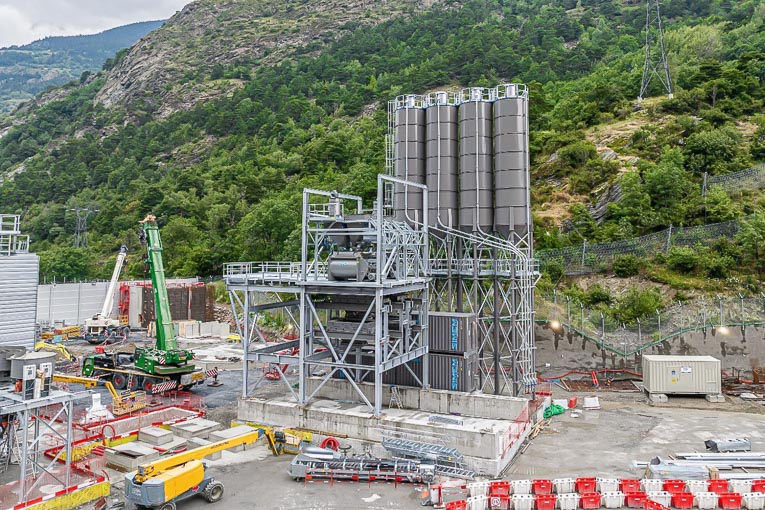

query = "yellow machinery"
[
  {"left": 34, "top": 341, "right": 76, "bottom": 362},
  {"left": 125, "top": 430, "right": 262, "bottom": 510},
  {"left": 51, "top": 373, "right": 147, "bottom": 416}
]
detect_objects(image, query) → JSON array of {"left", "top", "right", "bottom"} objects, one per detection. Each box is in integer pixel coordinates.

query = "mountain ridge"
[{"left": 0, "top": 20, "right": 165, "bottom": 114}]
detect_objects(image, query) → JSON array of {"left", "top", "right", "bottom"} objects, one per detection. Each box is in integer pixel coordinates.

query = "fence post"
[
  {"left": 679, "top": 301, "right": 683, "bottom": 331},
  {"left": 580, "top": 302, "right": 585, "bottom": 333},
  {"left": 656, "top": 309, "right": 662, "bottom": 339},
  {"left": 601, "top": 312, "right": 605, "bottom": 340},
  {"left": 719, "top": 296, "right": 724, "bottom": 327},
  {"left": 566, "top": 296, "right": 572, "bottom": 326},
  {"left": 702, "top": 172, "right": 708, "bottom": 197},
  {"left": 665, "top": 224, "right": 673, "bottom": 255},
  {"left": 637, "top": 318, "right": 642, "bottom": 344},
  {"left": 739, "top": 293, "right": 745, "bottom": 326},
  {"left": 581, "top": 239, "right": 587, "bottom": 267}
]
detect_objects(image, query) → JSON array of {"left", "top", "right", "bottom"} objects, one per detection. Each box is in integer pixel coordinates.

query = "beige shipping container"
[{"left": 642, "top": 355, "right": 721, "bottom": 394}]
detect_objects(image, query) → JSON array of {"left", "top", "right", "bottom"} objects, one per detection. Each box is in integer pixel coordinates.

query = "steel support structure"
[
  {"left": 0, "top": 389, "right": 90, "bottom": 505},
  {"left": 387, "top": 85, "right": 539, "bottom": 398},
  {"left": 225, "top": 175, "right": 430, "bottom": 416}
]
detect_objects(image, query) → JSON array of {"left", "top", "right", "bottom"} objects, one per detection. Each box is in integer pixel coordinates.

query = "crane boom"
[
  {"left": 141, "top": 216, "right": 176, "bottom": 351},
  {"left": 100, "top": 245, "right": 128, "bottom": 319},
  {"left": 135, "top": 430, "right": 262, "bottom": 483}
]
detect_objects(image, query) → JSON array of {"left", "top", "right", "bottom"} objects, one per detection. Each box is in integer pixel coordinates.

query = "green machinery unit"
[{"left": 133, "top": 214, "right": 196, "bottom": 376}]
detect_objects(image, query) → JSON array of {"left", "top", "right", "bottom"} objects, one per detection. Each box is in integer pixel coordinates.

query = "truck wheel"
[
  {"left": 159, "top": 502, "right": 176, "bottom": 510},
  {"left": 112, "top": 373, "right": 127, "bottom": 390},
  {"left": 141, "top": 378, "right": 154, "bottom": 393},
  {"left": 203, "top": 480, "right": 224, "bottom": 503}
]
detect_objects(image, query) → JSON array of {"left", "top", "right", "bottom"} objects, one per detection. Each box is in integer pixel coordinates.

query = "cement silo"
[
  {"left": 493, "top": 84, "right": 529, "bottom": 240},
  {"left": 393, "top": 95, "right": 426, "bottom": 225},
  {"left": 458, "top": 88, "right": 493, "bottom": 233},
  {"left": 425, "top": 92, "right": 459, "bottom": 229}
]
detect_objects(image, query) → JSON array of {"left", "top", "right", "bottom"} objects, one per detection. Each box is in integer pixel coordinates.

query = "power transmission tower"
[
  {"left": 72, "top": 207, "right": 98, "bottom": 248},
  {"left": 638, "top": 0, "right": 673, "bottom": 104}
]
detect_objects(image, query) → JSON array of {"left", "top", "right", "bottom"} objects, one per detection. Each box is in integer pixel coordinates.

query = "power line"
[
  {"left": 639, "top": 0, "right": 673, "bottom": 104},
  {"left": 71, "top": 207, "right": 98, "bottom": 248}
]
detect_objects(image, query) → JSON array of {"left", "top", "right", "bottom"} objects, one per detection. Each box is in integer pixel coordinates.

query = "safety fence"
[
  {"left": 537, "top": 217, "right": 742, "bottom": 275},
  {"left": 537, "top": 164, "right": 765, "bottom": 276},
  {"left": 703, "top": 164, "right": 765, "bottom": 195},
  {"left": 536, "top": 292, "right": 765, "bottom": 357}
]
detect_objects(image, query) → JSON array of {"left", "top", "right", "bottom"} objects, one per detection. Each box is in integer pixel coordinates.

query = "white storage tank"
[{"left": 642, "top": 355, "right": 721, "bottom": 395}]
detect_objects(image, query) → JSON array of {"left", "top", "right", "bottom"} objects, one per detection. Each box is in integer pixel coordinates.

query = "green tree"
[
  {"left": 704, "top": 185, "right": 740, "bottom": 222},
  {"left": 644, "top": 149, "right": 696, "bottom": 226},
  {"left": 737, "top": 212, "right": 765, "bottom": 275},
  {"left": 684, "top": 127, "right": 745, "bottom": 175}
]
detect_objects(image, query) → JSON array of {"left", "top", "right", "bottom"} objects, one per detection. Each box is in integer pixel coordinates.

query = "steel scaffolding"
[
  {"left": 0, "top": 389, "right": 90, "bottom": 506},
  {"left": 225, "top": 175, "right": 430, "bottom": 416}
]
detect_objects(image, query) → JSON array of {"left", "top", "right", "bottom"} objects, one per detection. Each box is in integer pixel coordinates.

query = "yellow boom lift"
[
  {"left": 125, "top": 430, "right": 262, "bottom": 510},
  {"left": 51, "top": 373, "right": 146, "bottom": 416}
]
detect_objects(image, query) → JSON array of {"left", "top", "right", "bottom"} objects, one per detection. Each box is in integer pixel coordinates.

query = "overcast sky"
[{"left": 0, "top": 0, "right": 191, "bottom": 48}]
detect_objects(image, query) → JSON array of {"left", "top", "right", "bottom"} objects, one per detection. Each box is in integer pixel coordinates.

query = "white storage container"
[
  {"left": 554, "top": 479, "right": 576, "bottom": 494},
  {"left": 469, "top": 482, "right": 490, "bottom": 497},
  {"left": 642, "top": 479, "right": 664, "bottom": 493},
  {"left": 743, "top": 493, "right": 765, "bottom": 510},
  {"left": 642, "top": 355, "right": 721, "bottom": 395},
  {"left": 513, "top": 494, "right": 535, "bottom": 510},
  {"left": 686, "top": 480, "right": 709, "bottom": 494},
  {"left": 513, "top": 480, "right": 532, "bottom": 495},
  {"left": 558, "top": 493, "right": 580, "bottom": 510},
  {"left": 602, "top": 492, "right": 625, "bottom": 509},
  {"left": 696, "top": 492, "right": 719, "bottom": 510},
  {"left": 648, "top": 491, "right": 672, "bottom": 507},
  {"left": 731, "top": 481, "right": 753, "bottom": 495},
  {"left": 598, "top": 479, "right": 620, "bottom": 493},
  {"left": 468, "top": 494, "right": 489, "bottom": 510}
]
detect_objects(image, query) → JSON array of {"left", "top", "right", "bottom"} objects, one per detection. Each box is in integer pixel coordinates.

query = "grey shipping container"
[
  {"left": 428, "top": 312, "right": 477, "bottom": 354},
  {"left": 642, "top": 355, "right": 721, "bottom": 395},
  {"left": 429, "top": 352, "right": 479, "bottom": 392}
]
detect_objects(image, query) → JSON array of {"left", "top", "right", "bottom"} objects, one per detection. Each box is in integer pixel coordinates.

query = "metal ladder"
[
  {"left": 382, "top": 437, "right": 464, "bottom": 461},
  {"left": 389, "top": 386, "right": 403, "bottom": 409}
]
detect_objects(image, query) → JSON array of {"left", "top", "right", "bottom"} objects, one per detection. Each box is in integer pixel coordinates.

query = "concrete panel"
[
  {"left": 208, "top": 425, "right": 259, "bottom": 452},
  {"left": 138, "top": 426, "right": 173, "bottom": 446},
  {"left": 170, "top": 417, "right": 222, "bottom": 439},
  {"left": 37, "top": 281, "right": 113, "bottom": 327}
]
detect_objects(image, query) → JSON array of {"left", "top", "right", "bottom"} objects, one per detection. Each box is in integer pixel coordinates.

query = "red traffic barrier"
[
  {"left": 533, "top": 479, "right": 553, "bottom": 495},
  {"left": 490, "top": 481, "right": 511, "bottom": 497},
  {"left": 580, "top": 492, "right": 602, "bottom": 509},
  {"left": 445, "top": 500, "right": 468, "bottom": 510},
  {"left": 718, "top": 493, "right": 743, "bottom": 510},
  {"left": 535, "top": 493, "right": 557, "bottom": 510},
  {"left": 644, "top": 501, "right": 671, "bottom": 510},
  {"left": 753, "top": 480, "right": 765, "bottom": 493},
  {"left": 708, "top": 480, "right": 730, "bottom": 494},
  {"left": 671, "top": 492, "right": 695, "bottom": 509},
  {"left": 662, "top": 480, "right": 686, "bottom": 494},
  {"left": 626, "top": 492, "right": 648, "bottom": 509},
  {"left": 576, "top": 478, "right": 597, "bottom": 493},
  {"left": 621, "top": 480, "right": 642, "bottom": 493}
]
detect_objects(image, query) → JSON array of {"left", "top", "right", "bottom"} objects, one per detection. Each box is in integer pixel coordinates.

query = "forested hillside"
[
  {"left": 0, "top": 0, "right": 763, "bottom": 305},
  {"left": 0, "top": 21, "right": 164, "bottom": 114}
]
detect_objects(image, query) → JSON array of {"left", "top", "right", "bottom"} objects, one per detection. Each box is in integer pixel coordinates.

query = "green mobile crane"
[
  {"left": 82, "top": 215, "right": 207, "bottom": 392},
  {"left": 133, "top": 214, "right": 197, "bottom": 375}
]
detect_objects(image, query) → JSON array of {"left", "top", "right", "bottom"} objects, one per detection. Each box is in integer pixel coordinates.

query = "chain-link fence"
[
  {"left": 536, "top": 292, "right": 765, "bottom": 357},
  {"left": 704, "top": 164, "right": 765, "bottom": 195},
  {"left": 538, "top": 164, "right": 765, "bottom": 276},
  {"left": 537, "top": 217, "right": 744, "bottom": 275}
]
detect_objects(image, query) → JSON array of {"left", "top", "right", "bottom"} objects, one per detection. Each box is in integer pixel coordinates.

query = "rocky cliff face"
[{"left": 95, "top": 0, "right": 434, "bottom": 119}]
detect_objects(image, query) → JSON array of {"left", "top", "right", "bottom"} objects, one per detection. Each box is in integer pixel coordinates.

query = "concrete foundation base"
[
  {"left": 170, "top": 417, "right": 222, "bottom": 439},
  {"left": 138, "top": 426, "right": 173, "bottom": 446},
  {"left": 706, "top": 394, "right": 725, "bottom": 403},
  {"left": 105, "top": 442, "right": 160, "bottom": 471},
  {"left": 649, "top": 393, "right": 669, "bottom": 403},
  {"left": 238, "top": 391, "right": 543, "bottom": 478}
]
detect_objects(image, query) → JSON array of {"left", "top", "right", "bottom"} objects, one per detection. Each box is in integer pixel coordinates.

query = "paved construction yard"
[{"left": 122, "top": 391, "right": 764, "bottom": 510}]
